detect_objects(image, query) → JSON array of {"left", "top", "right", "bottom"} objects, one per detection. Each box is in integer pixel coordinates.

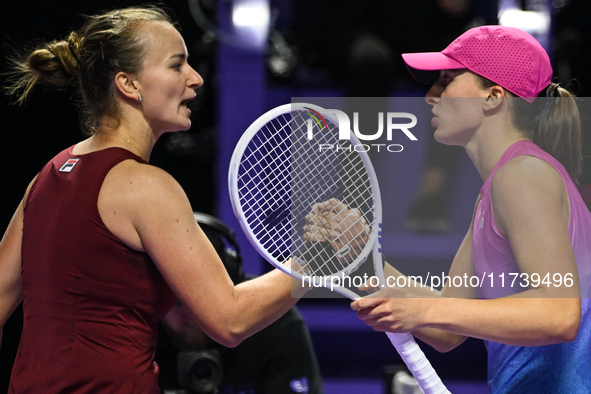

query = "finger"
[
  {"left": 305, "top": 212, "right": 339, "bottom": 227},
  {"left": 309, "top": 217, "right": 345, "bottom": 236},
  {"left": 351, "top": 297, "right": 382, "bottom": 311},
  {"left": 302, "top": 232, "right": 327, "bottom": 242},
  {"left": 303, "top": 229, "right": 337, "bottom": 241},
  {"left": 357, "top": 276, "right": 379, "bottom": 291},
  {"left": 313, "top": 226, "right": 340, "bottom": 239},
  {"left": 317, "top": 213, "right": 337, "bottom": 229},
  {"left": 333, "top": 209, "right": 356, "bottom": 223},
  {"left": 315, "top": 200, "right": 333, "bottom": 211},
  {"left": 319, "top": 198, "right": 348, "bottom": 213},
  {"left": 355, "top": 306, "right": 392, "bottom": 322},
  {"left": 359, "top": 283, "right": 380, "bottom": 294},
  {"left": 305, "top": 211, "right": 330, "bottom": 224}
]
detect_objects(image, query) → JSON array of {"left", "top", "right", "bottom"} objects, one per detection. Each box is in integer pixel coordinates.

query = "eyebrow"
[{"left": 169, "top": 53, "right": 187, "bottom": 61}]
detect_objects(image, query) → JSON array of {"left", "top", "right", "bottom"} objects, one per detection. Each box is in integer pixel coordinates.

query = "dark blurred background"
[{"left": 1, "top": 0, "right": 590, "bottom": 393}]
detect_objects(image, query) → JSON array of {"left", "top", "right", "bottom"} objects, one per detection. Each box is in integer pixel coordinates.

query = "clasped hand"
[
  {"left": 302, "top": 198, "right": 429, "bottom": 334},
  {"left": 302, "top": 198, "right": 370, "bottom": 265}
]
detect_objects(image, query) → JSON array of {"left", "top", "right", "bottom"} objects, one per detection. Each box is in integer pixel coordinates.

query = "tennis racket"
[{"left": 228, "top": 103, "right": 451, "bottom": 394}]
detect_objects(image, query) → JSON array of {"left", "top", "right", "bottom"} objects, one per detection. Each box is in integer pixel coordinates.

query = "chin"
[
  {"left": 433, "top": 130, "right": 457, "bottom": 146},
  {"left": 433, "top": 130, "right": 447, "bottom": 144},
  {"left": 171, "top": 121, "right": 192, "bottom": 132}
]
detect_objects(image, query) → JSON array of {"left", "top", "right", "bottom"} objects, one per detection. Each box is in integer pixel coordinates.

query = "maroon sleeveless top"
[{"left": 10, "top": 146, "right": 176, "bottom": 393}]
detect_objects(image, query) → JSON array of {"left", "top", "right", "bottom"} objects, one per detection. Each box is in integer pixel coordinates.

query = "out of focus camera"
[{"left": 163, "top": 350, "right": 222, "bottom": 394}]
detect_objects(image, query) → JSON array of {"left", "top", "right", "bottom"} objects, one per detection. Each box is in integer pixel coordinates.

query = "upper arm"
[
  {"left": 100, "top": 162, "right": 299, "bottom": 346},
  {"left": 0, "top": 175, "right": 40, "bottom": 327},
  {"left": 0, "top": 200, "right": 25, "bottom": 328},
  {"left": 99, "top": 162, "right": 236, "bottom": 338},
  {"left": 491, "top": 157, "right": 579, "bottom": 297},
  {"left": 135, "top": 173, "right": 235, "bottom": 321}
]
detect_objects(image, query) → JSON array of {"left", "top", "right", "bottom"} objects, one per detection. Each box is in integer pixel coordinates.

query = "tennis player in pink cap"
[{"left": 349, "top": 25, "right": 591, "bottom": 392}]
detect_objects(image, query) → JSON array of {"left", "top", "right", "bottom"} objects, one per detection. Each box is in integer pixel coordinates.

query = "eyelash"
[{"left": 173, "top": 64, "right": 183, "bottom": 71}]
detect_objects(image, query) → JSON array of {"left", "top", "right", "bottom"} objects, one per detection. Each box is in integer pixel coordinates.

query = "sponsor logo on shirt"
[{"left": 59, "top": 158, "right": 80, "bottom": 173}]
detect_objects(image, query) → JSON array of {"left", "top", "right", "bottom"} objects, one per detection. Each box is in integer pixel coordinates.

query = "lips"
[
  {"left": 431, "top": 112, "right": 438, "bottom": 127},
  {"left": 180, "top": 94, "right": 197, "bottom": 107}
]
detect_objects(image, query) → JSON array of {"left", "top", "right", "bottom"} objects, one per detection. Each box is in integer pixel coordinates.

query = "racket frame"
[
  {"left": 228, "top": 102, "right": 451, "bottom": 394},
  {"left": 228, "top": 103, "right": 380, "bottom": 298}
]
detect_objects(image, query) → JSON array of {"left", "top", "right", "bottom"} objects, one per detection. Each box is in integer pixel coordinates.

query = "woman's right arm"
[
  {"left": 406, "top": 224, "right": 475, "bottom": 352},
  {"left": 100, "top": 161, "right": 306, "bottom": 348},
  {"left": 303, "top": 197, "right": 476, "bottom": 352},
  {"left": 352, "top": 225, "right": 475, "bottom": 352},
  {"left": 304, "top": 198, "right": 476, "bottom": 352},
  {"left": 0, "top": 200, "right": 25, "bottom": 347}
]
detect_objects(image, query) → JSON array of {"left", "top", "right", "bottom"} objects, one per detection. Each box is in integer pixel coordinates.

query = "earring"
[{"left": 138, "top": 95, "right": 142, "bottom": 104}]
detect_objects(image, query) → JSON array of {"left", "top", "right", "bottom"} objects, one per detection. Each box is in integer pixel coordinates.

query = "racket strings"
[
  {"left": 238, "top": 119, "right": 294, "bottom": 259},
  {"left": 290, "top": 113, "right": 375, "bottom": 277},
  {"left": 301, "top": 159, "right": 374, "bottom": 277},
  {"left": 236, "top": 109, "right": 376, "bottom": 278}
]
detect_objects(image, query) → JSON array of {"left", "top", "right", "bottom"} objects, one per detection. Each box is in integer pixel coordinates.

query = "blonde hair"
[{"left": 5, "top": 5, "right": 174, "bottom": 135}]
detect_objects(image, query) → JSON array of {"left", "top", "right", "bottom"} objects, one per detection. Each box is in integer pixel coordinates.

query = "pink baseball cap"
[{"left": 402, "top": 25, "right": 553, "bottom": 103}]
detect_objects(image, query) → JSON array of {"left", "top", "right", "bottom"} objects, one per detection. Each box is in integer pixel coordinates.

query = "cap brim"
[{"left": 402, "top": 52, "right": 465, "bottom": 85}]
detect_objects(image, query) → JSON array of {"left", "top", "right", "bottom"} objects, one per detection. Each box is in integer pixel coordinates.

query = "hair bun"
[
  {"left": 24, "top": 32, "right": 81, "bottom": 90},
  {"left": 45, "top": 36, "right": 80, "bottom": 77},
  {"left": 66, "top": 32, "right": 82, "bottom": 65}
]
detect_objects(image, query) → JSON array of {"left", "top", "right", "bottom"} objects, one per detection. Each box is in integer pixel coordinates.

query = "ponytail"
[
  {"left": 477, "top": 74, "right": 582, "bottom": 181},
  {"left": 534, "top": 83, "right": 582, "bottom": 181},
  {"left": 5, "top": 32, "right": 81, "bottom": 105}
]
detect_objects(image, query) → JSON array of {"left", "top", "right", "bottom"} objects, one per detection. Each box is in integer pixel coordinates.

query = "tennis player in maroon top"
[{"left": 0, "top": 6, "right": 308, "bottom": 393}]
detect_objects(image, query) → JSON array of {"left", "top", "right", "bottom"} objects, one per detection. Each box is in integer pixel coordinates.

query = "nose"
[
  {"left": 424, "top": 84, "right": 441, "bottom": 106},
  {"left": 187, "top": 65, "right": 204, "bottom": 89}
]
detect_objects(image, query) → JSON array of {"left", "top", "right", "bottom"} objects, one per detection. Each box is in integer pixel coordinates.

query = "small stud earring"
[{"left": 138, "top": 95, "right": 142, "bottom": 104}]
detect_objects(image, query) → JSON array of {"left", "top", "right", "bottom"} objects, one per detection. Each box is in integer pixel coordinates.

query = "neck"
[
  {"left": 464, "top": 118, "right": 529, "bottom": 182},
  {"left": 89, "top": 119, "right": 155, "bottom": 162},
  {"left": 117, "top": 135, "right": 143, "bottom": 157}
]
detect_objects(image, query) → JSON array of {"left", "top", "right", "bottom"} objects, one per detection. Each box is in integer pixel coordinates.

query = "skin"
[
  {"left": 313, "top": 69, "right": 581, "bottom": 351},
  {"left": 0, "top": 21, "right": 308, "bottom": 349},
  {"left": 302, "top": 198, "right": 370, "bottom": 265}
]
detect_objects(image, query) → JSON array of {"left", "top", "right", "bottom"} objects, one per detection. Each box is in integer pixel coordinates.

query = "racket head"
[{"left": 228, "top": 103, "right": 383, "bottom": 293}]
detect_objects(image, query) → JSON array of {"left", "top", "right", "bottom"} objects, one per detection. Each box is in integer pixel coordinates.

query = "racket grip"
[{"left": 386, "top": 332, "right": 451, "bottom": 394}]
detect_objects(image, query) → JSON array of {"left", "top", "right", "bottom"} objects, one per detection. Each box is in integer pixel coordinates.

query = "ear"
[
  {"left": 483, "top": 85, "right": 508, "bottom": 111},
  {"left": 114, "top": 72, "right": 140, "bottom": 102}
]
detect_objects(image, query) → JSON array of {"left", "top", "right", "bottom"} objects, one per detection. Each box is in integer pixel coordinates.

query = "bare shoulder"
[
  {"left": 491, "top": 155, "right": 569, "bottom": 235},
  {"left": 98, "top": 159, "right": 193, "bottom": 250},
  {"left": 103, "top": 159, "right": 185, "bottom": 200},
  {"left": 492, "top": 155, "right": 566, "bottom": 199}
]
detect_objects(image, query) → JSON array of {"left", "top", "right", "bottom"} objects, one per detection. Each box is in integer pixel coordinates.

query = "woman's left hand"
[{"left": 350, "top": 286, "right": 431, "bottom": 333}]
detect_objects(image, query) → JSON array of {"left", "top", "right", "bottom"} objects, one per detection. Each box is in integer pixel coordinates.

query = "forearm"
[
  {"left": 384, "top": 263, "right": 442, "bottom": 297},
  {"left": 383, "top": 263, "right": 470, "bottom": 351},
  {"left": 222, "top": 268, "right": 306, "bottom": 346},
  {"left": 424, "top": 294, "right": 581, "bottom": 346},
  {"left": 411, "top": 327, "right": 467, "bottom": 353}
]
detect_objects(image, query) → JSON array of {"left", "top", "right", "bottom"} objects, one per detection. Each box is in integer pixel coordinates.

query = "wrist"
[{"left": 421, "top": 297, "right": 446, "bottom": 330}]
